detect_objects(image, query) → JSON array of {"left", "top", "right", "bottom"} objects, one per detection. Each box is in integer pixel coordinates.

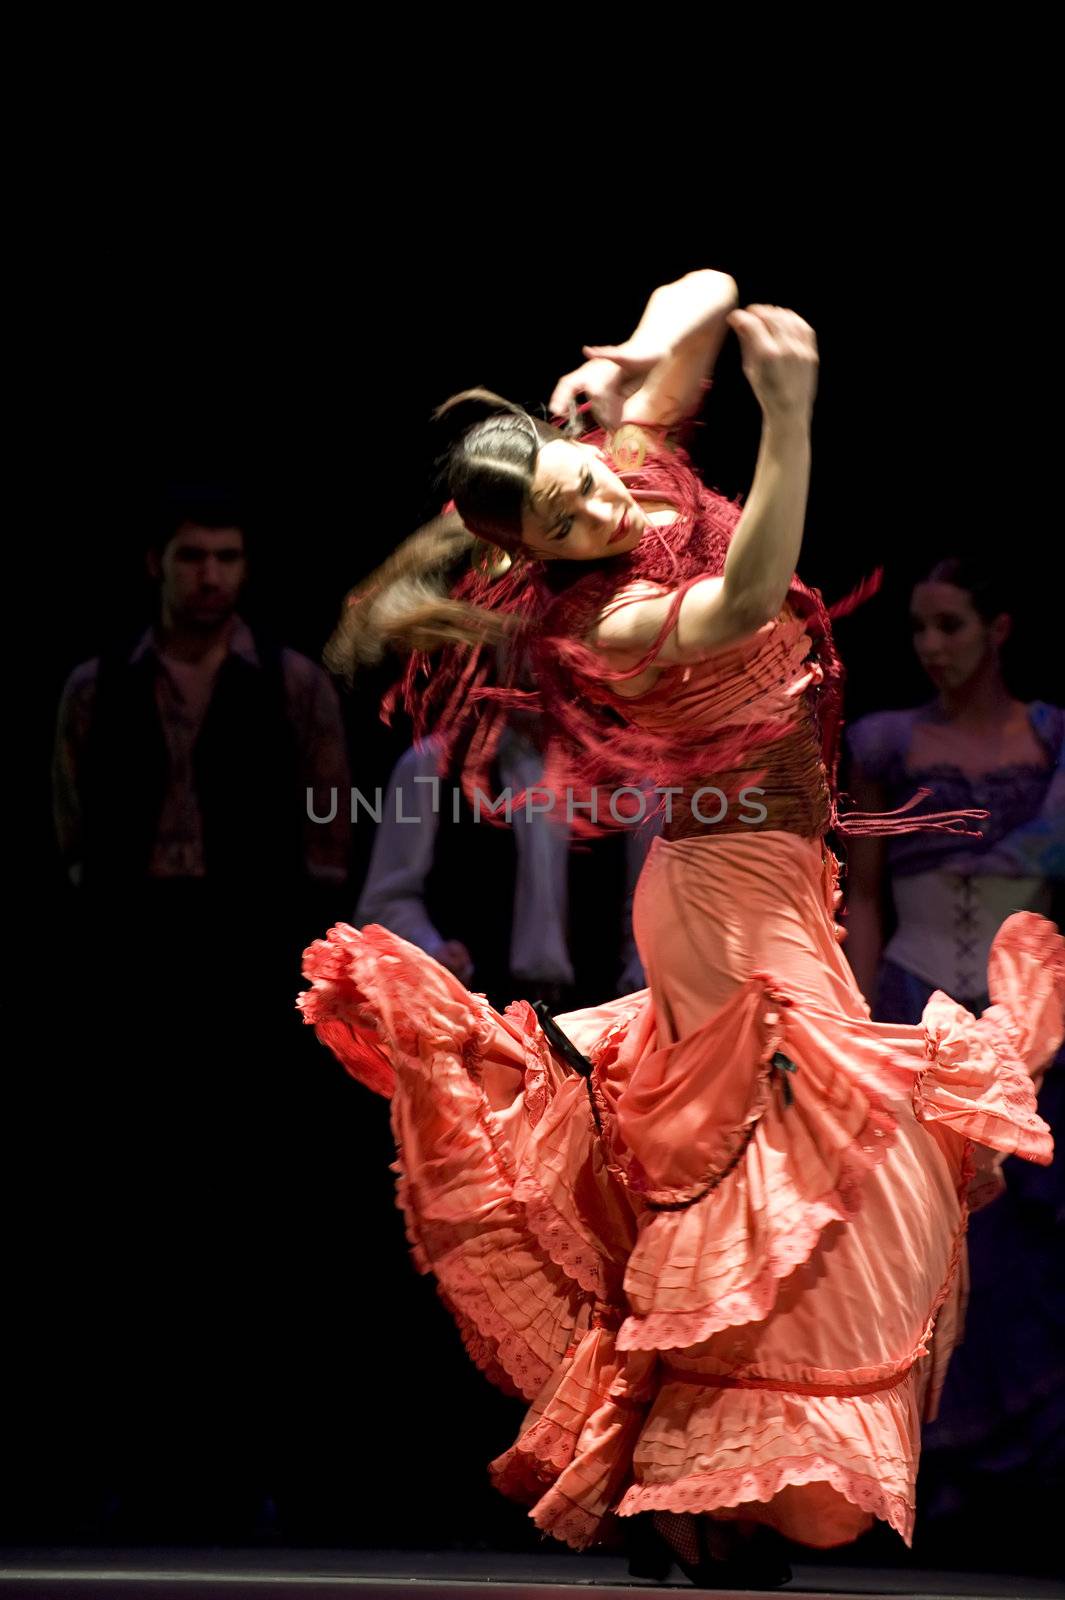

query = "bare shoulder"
[
  {"left": 583, "top": 578, "right": 670, "bottom": 649},
  {"left": 582, "top": 578, "right": 723, "bottom": 700},
  {"left": 577, "top": 582, "right": 661, "bottom": 699},
  {"left": 584, "top": 575, "right": 725, "bottom": 657}
]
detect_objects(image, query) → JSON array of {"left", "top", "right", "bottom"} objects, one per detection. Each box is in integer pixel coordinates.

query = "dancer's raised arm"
[
  {"left": 585, "top": 305, "right": 818, "bottom": 665},
  {"left": 549, "top": 269, "right": 738, "bottom": 432}
]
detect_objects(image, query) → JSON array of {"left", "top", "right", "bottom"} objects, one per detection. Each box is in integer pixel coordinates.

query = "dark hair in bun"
[{"left": 434, "top": 388, "right": 578, "bottom": 552}]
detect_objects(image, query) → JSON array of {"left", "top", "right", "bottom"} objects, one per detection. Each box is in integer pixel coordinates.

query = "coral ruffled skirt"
[{"left": 298, "top": 830, "right": 1063, "bottom": 1552}]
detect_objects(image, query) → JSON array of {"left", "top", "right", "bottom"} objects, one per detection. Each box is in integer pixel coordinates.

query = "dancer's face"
[
  {"left": 521, "top": 441, "right": 646, "bottom": 561},
  {"left": 910, "top": 582, "right": 1008, "bottom": 691}
]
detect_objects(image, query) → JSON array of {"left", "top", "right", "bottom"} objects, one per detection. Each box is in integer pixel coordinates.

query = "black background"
[{"left": 9, "top": 90, "right": 1062, "bottom": 1572}]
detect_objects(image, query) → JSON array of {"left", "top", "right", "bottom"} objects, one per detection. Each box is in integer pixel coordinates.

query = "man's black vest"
[{"left": 80, "top": 632, "right": 305, "bottom": 889}]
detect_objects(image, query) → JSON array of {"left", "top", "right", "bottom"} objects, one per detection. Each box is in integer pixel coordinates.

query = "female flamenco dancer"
[{"left": 299, "top": 270, "right": 1064, "bottom": 1587}]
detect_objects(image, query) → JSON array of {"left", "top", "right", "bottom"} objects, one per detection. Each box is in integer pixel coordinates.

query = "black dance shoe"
[
  {"left": 664, "top": 1518, "right": 793, "bottom": 1590},
  {"left": 623, "top": 1512, "right": 674, "bottom": 1581}
]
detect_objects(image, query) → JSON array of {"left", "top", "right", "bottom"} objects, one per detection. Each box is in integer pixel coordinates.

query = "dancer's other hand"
[
  {"left": 549, "top": 348, "right": 661, "bottom": 432},
  {"left": 727, "top": 305, "right": 819, "bottom": 422},
  {"left": 549, "top": 270, "right": 737, "bottom": 431}
]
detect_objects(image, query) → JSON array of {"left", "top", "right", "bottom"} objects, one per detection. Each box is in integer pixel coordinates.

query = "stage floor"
[{"left": 0, "top": 1549, "right": 1062, "bottom": 1599}]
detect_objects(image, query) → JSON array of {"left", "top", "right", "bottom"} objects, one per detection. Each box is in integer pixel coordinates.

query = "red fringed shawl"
[{"left": 381, "top": 428, "right": 985, "bottom": 846}]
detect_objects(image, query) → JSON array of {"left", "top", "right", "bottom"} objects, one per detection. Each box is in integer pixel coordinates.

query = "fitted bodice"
[{"left": 604, "top": 607, "right": 833, "bottom": 842}]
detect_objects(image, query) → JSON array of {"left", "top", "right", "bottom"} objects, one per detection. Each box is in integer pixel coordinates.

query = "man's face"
[{"left": 153, "top": 523, "right": 247, "bottom": 629}]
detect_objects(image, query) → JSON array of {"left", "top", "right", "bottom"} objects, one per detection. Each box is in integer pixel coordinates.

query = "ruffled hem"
[
  {"left": 513, "top": 1162, "right": 608, "bottom": 1299},
  {"left": 615, "top": 1361, "right": 923, "bottom": 1547},
  {"left": 915, "top": 915, "right": 1062, "bottom": 1165},
  {"left": 439, "top": 1291, "right": 527, "bottom": 1401},
  {"left": 299, "top": 920, "right": 495, "bottom": 1097},
  {"left": 616, "top": 1455, "right": 914, "bottom": 1547},
  {"left": 529, "top": 1488, "right": 606, "bottom": 1553},
  {"left": 489, "top": 1325, "right": 656, "bottom": 1552}
]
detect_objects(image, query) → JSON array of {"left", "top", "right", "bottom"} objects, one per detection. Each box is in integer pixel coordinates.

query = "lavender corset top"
[{"left": 843, "top": 701, "right": 1064, "bottom": 881}]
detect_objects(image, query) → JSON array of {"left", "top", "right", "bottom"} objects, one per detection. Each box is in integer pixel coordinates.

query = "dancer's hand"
[
  {"left": 549, "top": 346, "right": 663, "bottom": 432},
  {"left": 551, "top": 271, "right": 737, "bottom": 431},
  {"left": 437, "top": 939, "right": 475, "bottom": 984},
  {"left": 727, "top": 305, "right": 818, "bottom": 422}
]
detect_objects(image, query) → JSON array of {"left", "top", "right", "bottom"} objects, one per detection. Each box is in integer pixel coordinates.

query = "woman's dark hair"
[
  {"left": 324, "top": 390, "right": 585, "bottom": 685},
  {"left": 434, "top": 387, "right": 578, "bottom": 552},
  {"left": 916, "top": 557, "right": 1013, "bottom": 624}
]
